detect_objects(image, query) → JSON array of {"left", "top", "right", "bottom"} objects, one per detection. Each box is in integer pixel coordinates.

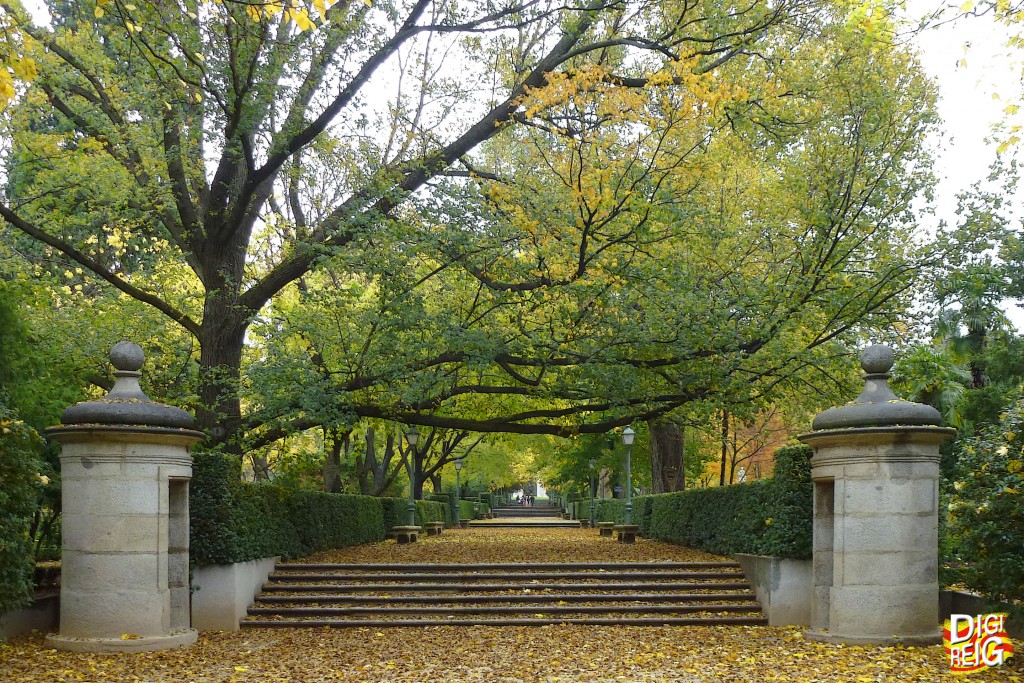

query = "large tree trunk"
[
  {"left": 323, "top": 428, "right": 346, "bottom": 493},
  {"left": 719, "top": 409, "right": 729, "bottom": 487},
  {"left": 648, "top": 418, "right": 685, "bottom": 493},
  {"left": 195, "top": 302, "right": 248, "bottom": 457}
]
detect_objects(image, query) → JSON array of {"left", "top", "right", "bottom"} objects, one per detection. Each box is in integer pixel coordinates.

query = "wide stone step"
[
  {"left": 275, "top": 561, "right": 741, "bottom": 571},
  {"left": 241, "top": 615, "right": 769, "bottom": 628},
  {"left": 467, "top": 520, "right": 580, "bottom": 527},
  {"left": 242, "top": 559, "right": 767, "bottom": 629},
  {"left": 267, "top": 571, "right": 745, "bottom": 583},
  {"left": 491, "top": 508, "right": 565, "bottom": 517},
  {"left": 261, "top": 580, "right": 753, "bottom": 593},
  {"left": 254, "top": 591, "right": 758, "bottom": 605},
  {"left": 247, "top": 603, "right": 762, "bottom": 617}
]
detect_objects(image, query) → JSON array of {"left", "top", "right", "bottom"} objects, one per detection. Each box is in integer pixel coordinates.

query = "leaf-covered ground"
[{"left": 1, "top": 528, "right": 1019, "bottom": 682}]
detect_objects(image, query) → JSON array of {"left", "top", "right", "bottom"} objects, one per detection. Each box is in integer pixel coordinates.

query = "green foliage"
[
  {"left": 582, "top": 445, "right": 813, "bottom": 559},
  {"left": 0, "top": 405, "right": 44, "bottom": 613},
  {"left": 459, "top": 500, "right": 477, "bottom": 521},
  {"left": 191, "top": 450, "right": 389, "bottom": 565},
  {"left": 947, "top": 397, "right": 1024, "bottom": 613},
  {"left": 430, "top": 491, "right": 457, "bottom": 526},
  {"left": 378, "top": 497, "right": 448, "bottom": 530},
  {"left": 415, "top": 500, "right": 448, "bottom": 526},
  {"left": 190, "top": 451, "right": 244, "bottom": 565},
  {"left": 379, "top": 497, "right": 405, "bottom": 531}
]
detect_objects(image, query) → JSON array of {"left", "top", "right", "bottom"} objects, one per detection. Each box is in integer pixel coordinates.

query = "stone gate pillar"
[
  {"left": 45, "top": 342, "right": 204, "bottom": 652},
  {"left": 798, "top": 344, "right": 955, "bottom": 645}
]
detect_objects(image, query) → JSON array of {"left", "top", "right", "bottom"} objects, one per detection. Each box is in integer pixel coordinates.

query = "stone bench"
[
  {"left": 579, "top": 519, "right": 591, "bottom": 529},
  {"left": 459, "top": 519, "right": 471, "bottom": 528},
  {"left": 614, "top": 524, "right": 639, "bottom": 544},
  {"left": 597, "top": 521, "right": 615, "bottom": 537},
  {"left": 392, "top": 525, "right": 422, "bottom": 544},
  {"left": 424, "top": 521, "right": 444, "bottom": 536}
]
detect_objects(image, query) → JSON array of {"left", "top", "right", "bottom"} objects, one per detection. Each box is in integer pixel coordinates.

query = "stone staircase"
[
  {"left": 474, "top": 505, "right": 579, "bottom": 527},
  {"left": 240, "top": 560, "right": 768, "bottom": 628}
]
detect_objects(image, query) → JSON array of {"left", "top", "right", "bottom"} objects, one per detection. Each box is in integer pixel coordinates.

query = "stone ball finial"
[
  {"left": 58, "top": 341, "right": 196, "bottom": 429},
  {"left": 110, "top": 341, "right": 145, "bottom": 372},
  {"left": 860, "top": 344, "right": 894, "bottom": 374},
  {"left": 810, "top": 343, "right": 941, "bottom": 430}
]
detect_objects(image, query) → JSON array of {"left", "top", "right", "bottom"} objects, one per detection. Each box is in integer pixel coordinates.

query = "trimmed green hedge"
[
  {"left": 379, "top": 497, "right": 448, "bottom": 530},
  {"left": 646, "top": 445, "right": 811, "bottom": 558},
  {"left": 191, "top": 445, "right": 811, "bottom": 566},
  {"left": 191, "top": 451, "right": 448, "bottom": 566},
  {"left": 578, "top": 445, "right": 812, "bottom": 560},
  {"left": 458, "top": 500, "right": 476, "bottom": 521}
]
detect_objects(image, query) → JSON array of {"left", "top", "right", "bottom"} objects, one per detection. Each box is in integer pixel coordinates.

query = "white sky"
[
  {"left": 908, "top": 2, "right": 1021, "bottom": 221},
  {"left": 904, "top": 2, "right": 1024, "bottom": 328}
]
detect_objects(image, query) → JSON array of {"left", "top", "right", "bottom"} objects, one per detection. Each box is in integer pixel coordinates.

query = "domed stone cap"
[
  {"left": 60, "top": 342, "right": 196, "bottom": 429},
  {"left": 811, "top": 344, "right": 942, "bottom": 430}
]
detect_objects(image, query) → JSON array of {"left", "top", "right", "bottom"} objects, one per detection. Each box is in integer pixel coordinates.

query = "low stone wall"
[
  {"left": 191, "top": 556, "right": 279, "bottom": 631},
  {"left": 734, "top": 554, "right": 812, "bottom": 627},
  {"left": 733, "top": 555, "right": 1022, "bottom": 638},
  {"left": 0, "top": 591, "right": 59, "bottom": 638}
]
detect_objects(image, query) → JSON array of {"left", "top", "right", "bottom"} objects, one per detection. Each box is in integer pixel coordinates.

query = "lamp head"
[
  {"left": 622, "top": 426, "right": 635, "bottom": 446},
  {"left": 454, "top": 458, "right": 463, "bottom": 471},
  {"left": 405, "top": 427, "right": 420, "bottom": 446}
]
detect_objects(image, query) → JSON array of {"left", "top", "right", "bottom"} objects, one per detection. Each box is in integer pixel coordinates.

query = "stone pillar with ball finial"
[
  {"left": 45, "top": 342, "right": 204, "bottom": 652},
  {"left": 798, "top": 344, "right": 956, "bottom": 645}
]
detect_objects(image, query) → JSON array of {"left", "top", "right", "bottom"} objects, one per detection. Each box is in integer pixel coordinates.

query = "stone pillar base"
[
  {"left": 804, "top": 629, "right": 940, "bottom": 647},
  {"left": 46, "top": 628, "right": 198, "bottom": 653}
]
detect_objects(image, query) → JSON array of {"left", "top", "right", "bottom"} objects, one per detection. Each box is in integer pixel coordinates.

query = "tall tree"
[{"left": 0, "top": 0, "right": 939, "bottom": 457}]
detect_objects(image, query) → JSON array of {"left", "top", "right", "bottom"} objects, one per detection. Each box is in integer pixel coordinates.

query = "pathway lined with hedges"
[{"left": 1, "top": 528, "right": 1019, "bottom": 682}]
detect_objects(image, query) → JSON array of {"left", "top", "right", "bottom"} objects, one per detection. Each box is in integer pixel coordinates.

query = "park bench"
[
  {"left": 391, "top": 525, "right": 421, "bottom": 544},
  {"left": 614, "top": 524, "right": 639, "bottom": 544}
]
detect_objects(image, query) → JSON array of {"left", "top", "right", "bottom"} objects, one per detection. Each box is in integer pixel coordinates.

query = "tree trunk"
[
  {"left": 967, "top": 327, "right": 987, "bottom": 389},
  {"left": 323, "top": 428, "right": 344, "bottom": 493},
  {"left": 648, "top": 418, "right": 685, "bottom": 493},
  {"left": 719, "top": 409, "right": 729, "bottom": 487},
  {"left": 196, "top": 313, "right": 247, "bottom": 456}
]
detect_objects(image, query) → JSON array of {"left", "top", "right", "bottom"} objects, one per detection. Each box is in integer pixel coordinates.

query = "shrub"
[
  {"left": 415, "top": 499, "right": 448, "bottom": 526},
  {"left": 588, "top": 444, "right": 813, "bottom": 560},
  {"left": 191, "top": 450, "right": 390, "bottom": 566},
  {"left": 379, "top": 497, "right": 448, "bottom": 528},
  {"left": 458, "top": 500, "right": 476, "bottom": 522},
  {"left": 949, "top": 399, "right": 1024, "bottom": 614},
  {"left": 0, "top": 406, "right": 44, "bottom": 613}
]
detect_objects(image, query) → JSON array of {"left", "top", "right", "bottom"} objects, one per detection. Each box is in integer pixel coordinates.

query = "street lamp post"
[
  {"left": 405, "top": 427, "right": 419, "bottom": 527},
  {"left": 588, "top": 458, "right": 596, "bottom": 526},
  {"left": 454, "top": 458, "right": 463, "bottom": 526},
  {"left": 622, "top": 427, "right": 635, "bottom": 525}
]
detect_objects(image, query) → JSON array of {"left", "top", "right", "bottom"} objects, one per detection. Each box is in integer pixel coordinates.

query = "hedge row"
[
  {"left": 191, "top": 451, "right": 447, "bottom": 566},
  {"left": 576, "top": 445, "right": 813, "bottom": 560},
  {"left": 0, "top": 407, "right": 44, "bottom": 614}
]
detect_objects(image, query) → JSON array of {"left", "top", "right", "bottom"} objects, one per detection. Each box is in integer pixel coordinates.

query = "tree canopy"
[{"left": 0, "top": 0, "right": 939, "bottom": 461}]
